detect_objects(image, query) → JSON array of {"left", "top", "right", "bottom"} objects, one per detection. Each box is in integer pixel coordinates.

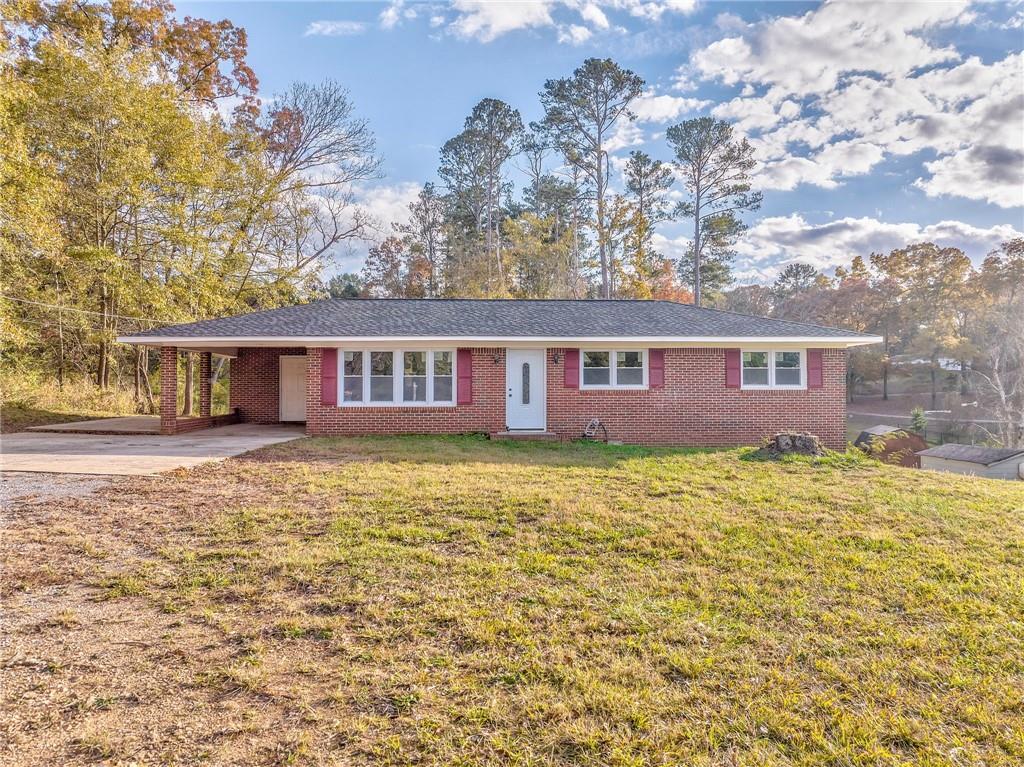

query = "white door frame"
[
  {"left": 505, "top": 348, "right": 546, "bottom": 431},
  {"left": 279, "top": 354, "right": 308, "bottom": 422}
]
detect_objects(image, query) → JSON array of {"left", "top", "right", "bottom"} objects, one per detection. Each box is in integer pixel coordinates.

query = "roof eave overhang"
[{"left": 117, "top": 334, "right": 883, "bottom": 349}]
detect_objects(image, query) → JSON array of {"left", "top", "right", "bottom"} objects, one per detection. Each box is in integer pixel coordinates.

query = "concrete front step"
[{"left": 490, "top": 431, "right": 560, "bottom": 441}]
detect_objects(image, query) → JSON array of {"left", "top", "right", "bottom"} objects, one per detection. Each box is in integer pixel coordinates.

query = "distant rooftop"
[
  {"left": 917, "top": 444, "right": 1024, "bottom": 465},
  {"left": 853, "top": 425, "right": 906, "bottom": 448}
]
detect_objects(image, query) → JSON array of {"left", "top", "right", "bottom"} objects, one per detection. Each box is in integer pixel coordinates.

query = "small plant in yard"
[
  {"left": 69, "top": 733, "right": 119, "bottom": 759},
  {"left": 910, "top": 405, "right": 928, "bottom": 432},
  {"left": 98, "top": 570, "right": 149, "bottom": 599}
]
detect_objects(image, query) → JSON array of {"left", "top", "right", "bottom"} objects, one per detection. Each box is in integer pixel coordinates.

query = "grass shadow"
[{"left": 232, "top": 432, "right": 741, "bottom": 470}]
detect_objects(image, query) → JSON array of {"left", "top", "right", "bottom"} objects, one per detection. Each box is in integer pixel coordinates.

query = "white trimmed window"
[
  {"left": 742, "top": 350, "right": 806, "bottom": 389},
  {"left": 339, "top": 350, "right": 456, "bottom": 405},
  {"left": 581, "top": 350, "right": 647, "bottom": 389}
]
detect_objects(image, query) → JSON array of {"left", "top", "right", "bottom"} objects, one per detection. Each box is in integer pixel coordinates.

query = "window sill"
[
  {"left": 740, "top": 385, "right": 807, "bottom": 391},
  {"left": 578, "top": 385, "right": 649, "bottom": 392},
  {"left": 337, "top": 402, "right": 457, "bottom": 408}
]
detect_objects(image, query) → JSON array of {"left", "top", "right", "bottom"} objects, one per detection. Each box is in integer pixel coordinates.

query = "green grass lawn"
[{"left": 7, "top": 436, "right": 1024, "bottom": 765}]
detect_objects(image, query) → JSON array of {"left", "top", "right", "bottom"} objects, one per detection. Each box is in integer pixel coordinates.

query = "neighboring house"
[
  {"left": 118, "top": 299, "right": 880, "bottom": 448},
  {"left": 854, "top": 425, "right": 928, "bottom": 467},
  {"left": 917, "top": 444, "right": 1024, "bottom": 480}
]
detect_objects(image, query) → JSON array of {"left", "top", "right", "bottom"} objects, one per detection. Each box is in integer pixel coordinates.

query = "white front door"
[
  {"left": 279, "top": 355, "right": 307, "bottom": 422},
  {"left": 505, "top": 349, "right": 546, "bottom": 430}
]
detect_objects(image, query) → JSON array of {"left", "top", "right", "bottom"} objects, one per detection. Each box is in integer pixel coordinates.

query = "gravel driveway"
[{"left": 1, "top": 472, "right": 117, "bottom": 504}]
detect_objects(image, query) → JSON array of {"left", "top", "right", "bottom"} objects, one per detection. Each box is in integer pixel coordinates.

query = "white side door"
[
  {"left": 505, "top": 349, "right": 546, "bottom": 430},
  {"left": 279, "top": 355, "right": 308, "bottom": 422}
]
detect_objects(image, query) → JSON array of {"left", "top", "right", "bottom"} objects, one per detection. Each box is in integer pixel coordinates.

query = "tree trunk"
[
  {"left": 959, "top": 359, "right": 969, "bottom": 396},
  {"left": 134, "top": 347, "right": 142, "bottom": 408},
  {"left": 693, "top": 196, "right": 702, "bottom": 307},
  {"left": 56, "top": 282, "right": 65, "bottom": 390},
  {"left": 930, "top": 355, "right": 938, "bottom": 409},
  {"left": 597, "top": 150, "right": 609, "bottom": 299},
  {"left": 182, "top": 353, "right": 194, "bottom": 416},
  {"left": 96, "top": 342, "right": 106, "bottom": 388},
  {"left": 96, "top": 291, "right": 106, "bottom": 388},
  {"left": 139, "top": 350, "right": 156, "bottom": 414},
  {"left": 881, "top": 330, "right": 889, "bottom": 400}
]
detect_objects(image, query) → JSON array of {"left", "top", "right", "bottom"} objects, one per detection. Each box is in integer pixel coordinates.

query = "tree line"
[
  {"left": 353, "top": 58, "right": 760, "bottom": 306},
  {"left": 720, "top": 240, "right": 1022, "bottom": 447},
  {"left": 2, "top": 0, "right": 379, "bottom": 406}
]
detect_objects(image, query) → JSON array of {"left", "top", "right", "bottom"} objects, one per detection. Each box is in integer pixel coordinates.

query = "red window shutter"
[
  {"left": 321, "top": 348, "right": 338, "bottom": 406},
  {"left": 808, "top": 348, "right": 824, "bottom": 389},
  {"left": 649, "top": 349, "right": 665, "bottom": 389},
  {"left": 563, "top": 349, "right": 580, "bottom": 388},
  {"left": 725, "top": 348, "right": 741, "bottom": 388},
  {"left": 457, "top": 348, "right": 473, "bottom": 404}
]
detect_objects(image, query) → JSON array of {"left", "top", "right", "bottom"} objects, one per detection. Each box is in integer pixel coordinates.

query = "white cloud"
[
  {"left": 380, "top": 2, "right": 403, "bottom": 29},
  {"left": 605, "top": 120, "right": 647, "bottom": 152},
  {"left": 607, "top": 0, "right": 697, "bottom": 22},
  {"left": 632, "top": 92, "right": 709, "bottom": 123},
  {"left": 732, "top": 214, "right": 1024, "bottom": 281},
  {"left": 687, "top": 1, "right": 1024, "bottom": 206},
  {"left": 326, "top": 182, "right": 423, "bottom": 273},
  {"left": 358, "top": 182, "right": 422, "bottom": 232},
  {"left": 449, "top": 0, "right": 555, "bottom": 42},
  {"left": 712, "top": 93, "right": 798, "bottom": 132},
  {"left": 693, "top": 1, "right": 966, "bottom": 95},
  {"left": 442, "top": 0, "right": 696, "bottom": 43},
  {"left": 579, "top": 2, "right": 610, "bottom": 29},
  {"left": 557, "top": 24, "right": 593, "bottom": 45},
  {"left": 714, "top": 11, "right": 747, "bottom": 33},
  {"left": 380, "top": 0, "right": 420, "bottom": 29},
  {"left": 652, "top": 232, "right": 691, "bottom": 260},
  {"left": 304, "top": 20, "right": 367, "bottom": 37},
  {"left": 917, "top": 144, "right": 1024, "bottom": 208}
]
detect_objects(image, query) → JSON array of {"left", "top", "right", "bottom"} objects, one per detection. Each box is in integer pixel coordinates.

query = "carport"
[
  {"left": 155, "top": 346, "right": 240, "bottom": 435},
  {"left": 116, "top": 336, "right": 308, "bottom": 435}
]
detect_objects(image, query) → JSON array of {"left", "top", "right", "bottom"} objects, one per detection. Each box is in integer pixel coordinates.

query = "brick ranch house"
[{"left": 118, "top": 299, "right": 881, "bottom": 448}]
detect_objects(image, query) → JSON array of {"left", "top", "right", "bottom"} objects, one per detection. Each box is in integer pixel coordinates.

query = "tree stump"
[{"left": 759, "top": 432, "right": 826, "bottom": 458}]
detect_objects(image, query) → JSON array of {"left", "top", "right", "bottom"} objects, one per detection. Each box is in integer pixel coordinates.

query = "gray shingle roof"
[
  {"left": 853, "top": 425, "right": 904, "bottom": 447},
  {"left": 124, "top": 299, "right": 877, "bottom": 341},
  {"left": 917, "top": 444, "right": 1024, "bottom": 465}
]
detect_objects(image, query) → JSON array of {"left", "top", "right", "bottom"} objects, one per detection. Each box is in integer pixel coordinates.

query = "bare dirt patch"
[{"left": 1, "top": 472, "right": 117, "bottom": 504}]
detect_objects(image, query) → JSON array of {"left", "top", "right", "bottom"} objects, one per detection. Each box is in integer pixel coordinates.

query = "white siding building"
[{"left": 917, "top": 444, "right": 1024, "bottom": 481}]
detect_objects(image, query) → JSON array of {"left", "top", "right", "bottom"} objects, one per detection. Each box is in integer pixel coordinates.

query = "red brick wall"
[
  {"left": 159, "top": 346, "right": 178, "bottom": 435},
  {"left": 230, "top": 347, "right": 306, "bottom": 424},
  {"left": 304, "top": 348, "right": 506, "bottom": 436},
  {"left": 546, "top": 348, "right": 847, "bottom": 449},
  {"left": 236, "top": 346, "right": 848, "bottom": 448}
]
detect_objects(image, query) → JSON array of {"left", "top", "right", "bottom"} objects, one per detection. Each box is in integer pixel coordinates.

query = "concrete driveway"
[{"left": 0, "top": 423, "right": 304, "bottom": 476}]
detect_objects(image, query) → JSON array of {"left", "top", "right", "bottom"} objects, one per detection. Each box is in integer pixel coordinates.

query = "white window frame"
[
  {"left": 741, "top": 349, "right": 807, "bottom": 390},
  {"left": 337, "top": 349, "right": 457, "bottom": 407},
  {"left": 579, "top": 349, "right": 648, "bottom": 390}
]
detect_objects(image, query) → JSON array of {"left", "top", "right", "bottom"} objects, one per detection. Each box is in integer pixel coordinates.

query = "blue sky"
[{"left": 181, "top": 0, "right": 1024, "bottom": 282}]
